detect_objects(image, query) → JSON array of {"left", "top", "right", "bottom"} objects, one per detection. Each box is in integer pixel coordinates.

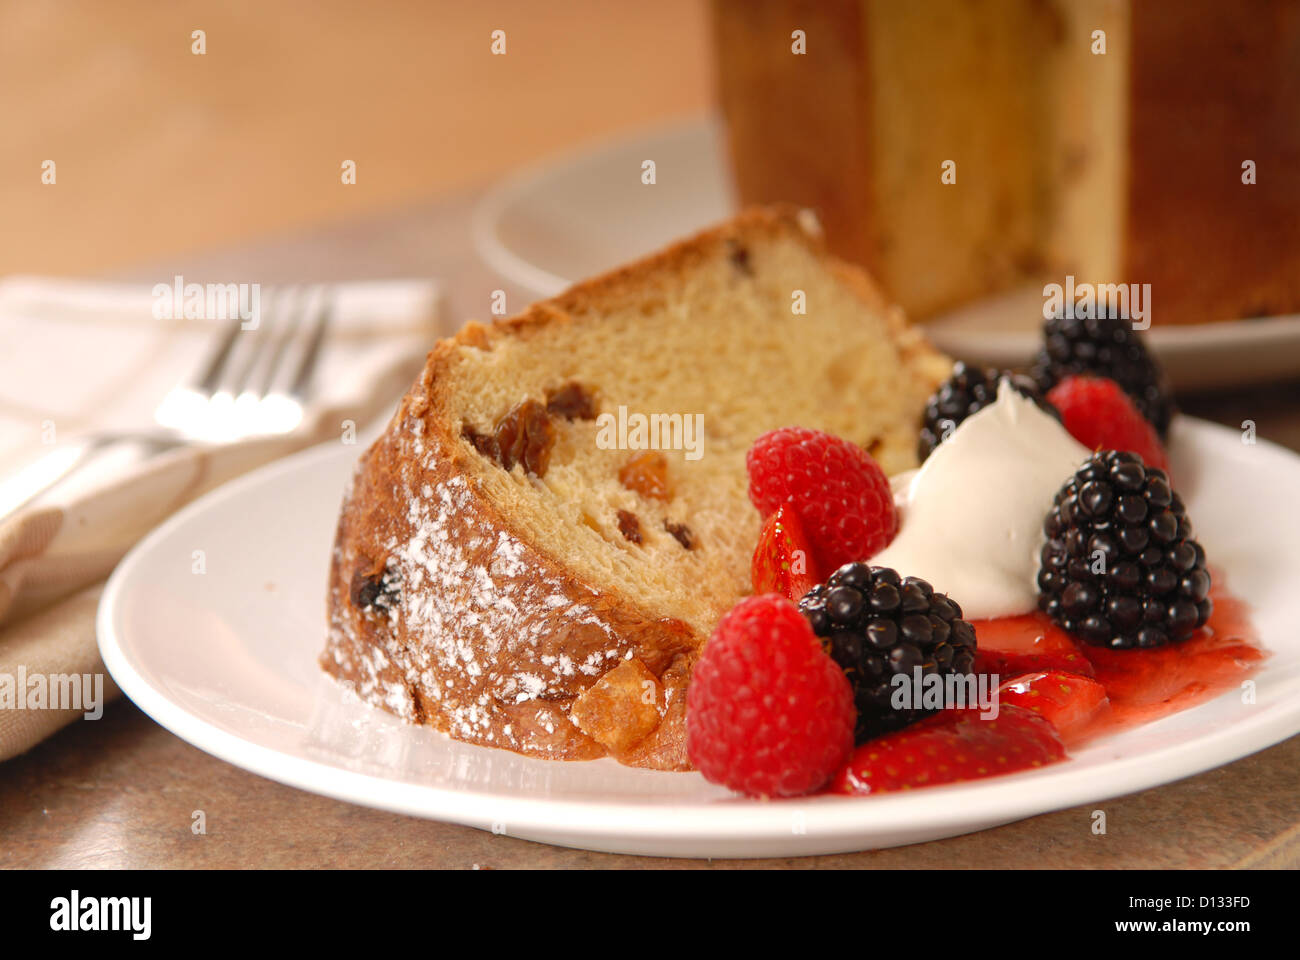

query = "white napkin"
[{"left": 0, "top": 276, "right": 439, "bottom": 759}]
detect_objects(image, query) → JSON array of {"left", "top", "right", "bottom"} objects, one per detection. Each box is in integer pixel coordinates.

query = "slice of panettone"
[{"left": 321, "top": 206, "right": 950, "bottom": 769}]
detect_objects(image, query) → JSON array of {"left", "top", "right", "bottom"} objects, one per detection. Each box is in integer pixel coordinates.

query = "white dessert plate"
[
  {"left": 473, "top": 117, "right": 1300, "bottom": 391},
  {"left": 98, "top": 418, "right": 1300, "bottom": 858}
]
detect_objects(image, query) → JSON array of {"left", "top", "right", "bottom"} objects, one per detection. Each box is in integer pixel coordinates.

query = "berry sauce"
[
  {"left": 971, "top": 570, "right": 1264, "bottom": 744},
  {"left": 817, "top": 572, "right": 1262, "bottom": 796}
]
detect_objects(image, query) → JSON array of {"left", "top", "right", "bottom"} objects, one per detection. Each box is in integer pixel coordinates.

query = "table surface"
[{"left": 2, "top": 191, "right": 1298, "bottom": 869}]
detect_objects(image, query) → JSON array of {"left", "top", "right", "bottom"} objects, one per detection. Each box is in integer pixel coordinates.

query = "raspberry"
[
  {"left": 1037, "top": 450, "right": 1212, "bottom": 649},
  {"left": 919, "top": 362, "right": 1058, "bottom": 461},
  {"left": 686, "top": 594, "right": 855, "bottom": 797},
  {"left": 1046, "top": 375, "right": 1170, "bottom": 474},
  {"left": 746, "top": 427, "right": 896, "bottom": 572}
]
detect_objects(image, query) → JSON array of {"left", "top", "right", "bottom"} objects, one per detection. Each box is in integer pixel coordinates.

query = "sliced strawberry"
[
  {"left": 831, "top": 704, "right": 1066, "bottom": 795},
  {"left": 1079, "top": 584, "right": 1264, "bottom": 714},
  {"left": 972, "top": 613, "right": 1096, "bottom": 679},
  {"left": 1046, "top": 375, "right": 1170, "bottom": 475},
  {"left": 751, "top": 503, "right": 820, "bottom": 601},
  {"left": 997, "top": 670, "right": 1109, "bottom": 745}
]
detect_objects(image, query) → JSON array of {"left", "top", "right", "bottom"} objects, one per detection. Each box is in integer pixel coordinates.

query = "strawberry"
[
  {"left": 972, "top": 612, "right": 1096, "bottom": 678},
  {"left": 831, "top": 705, "right": 1066, "bottom": 795},
  {"left": 751, "top": 503, "right": 820, "bottom": 600},
  {"left": 1046, "top": 375, "right": 1170, "bottom": 474},
  {"left": 997, "top": 671, "right": 1109, "bottom": 745}
]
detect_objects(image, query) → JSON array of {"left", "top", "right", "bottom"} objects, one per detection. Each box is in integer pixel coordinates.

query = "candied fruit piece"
[
  {"left": 349, "top": 561, "right": 399, "bottom": 613},
  {"left": 545, "top": 382, "right": 596, "bottom": 421},
  {"left": 618, "top": 452, "right": 670, "bottom": 501},
  {"left": 570, "top": 658, "right": 664, "bottom": 755},
  {"left": 464, "top": 398, "right": 556, "bottom": 477},
  {"left": 727, "top": 239, "right": 753, "bottom": 275},
  {"left": 664, "top": 519, "right": 694, "bottom": 550},
  {"left": 616, "top": 509, "right": 642, "bottom": 544}
]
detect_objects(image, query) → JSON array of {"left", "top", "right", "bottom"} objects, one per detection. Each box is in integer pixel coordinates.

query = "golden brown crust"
[
  {"left": 1123, "top": 0, "right": 1300, "bottom": 325},
  {"left": 715, "top": 0, "right": 1300, "bottom": 326},
  {"left": 322, "top": 374, "right": 700, "bottom": 767},
  {"left": 455, "top": 205, "right": 836, "bottom": 349},
  {"left": 713, "top": 1, "right": 880, "bottom": 275},
  {"left": 322, "top": 206, "right": 946, "bottom": 768}
]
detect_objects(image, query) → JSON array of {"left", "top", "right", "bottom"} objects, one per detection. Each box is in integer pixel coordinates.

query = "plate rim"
[
  {"left": 470, "top": 114, "right": 730, "bottom": 301},
  {"left": 96, "top": 422, "right": 1300, "bottom": 853}
]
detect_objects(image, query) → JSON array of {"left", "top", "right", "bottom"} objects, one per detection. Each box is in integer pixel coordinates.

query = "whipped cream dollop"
[{"left": 872, "top": 381, "right": 1090, "bottom": 619}]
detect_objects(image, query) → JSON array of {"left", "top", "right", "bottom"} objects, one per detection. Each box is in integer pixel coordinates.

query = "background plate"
[
  {"left": 472, "top": 117, "right": 1300, "bottom": 391},
  {"left": 98, "top": 419, "right": 1300, "bottom": 857}
]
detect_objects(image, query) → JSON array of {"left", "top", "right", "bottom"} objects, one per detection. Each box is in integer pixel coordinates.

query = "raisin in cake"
[
  {"left": 322, "top": 207, "right": 949, "bottom": 769},
  {"left": 713, "top": 0, "right": 1300, "bottom": 325}
]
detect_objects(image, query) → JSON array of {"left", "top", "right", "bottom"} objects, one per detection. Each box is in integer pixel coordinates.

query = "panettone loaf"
[
  {"left": 713, "top": 0, "right": 1054, "bottom": 320},
  {"left": 321, "top": 207, "right": 949, "bottom": 769},
  {"left": 1045, "top": 0, "right": 1300, "bottom": 325},
  {"left": 713, "top": 0, "right": 1300, "bottom": 326}
]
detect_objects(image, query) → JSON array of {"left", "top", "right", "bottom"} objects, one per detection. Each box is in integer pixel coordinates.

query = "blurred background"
[
  {"left": 0, "top": 0, "right": 710, "bottom": 276},
  {"left": 4, "top": 0, "right": 1300, "bottom": 871}
]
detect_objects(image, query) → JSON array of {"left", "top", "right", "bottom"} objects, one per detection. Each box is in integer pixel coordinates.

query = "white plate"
[
  {"left": 473, "top": 117, "right": 1300, "bottom": 391},
  {"left": 97, "top": 418, "right": 1300, "bottom": 858}
]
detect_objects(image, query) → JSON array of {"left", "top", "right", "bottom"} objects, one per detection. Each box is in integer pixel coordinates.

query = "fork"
[{"left": 0, "top": 284, "right": 333, "bottom": 521}]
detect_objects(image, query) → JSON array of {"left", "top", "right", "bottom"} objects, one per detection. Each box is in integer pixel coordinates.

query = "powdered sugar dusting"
[{"left": 323, "top": 412, "right": 627, "bottom": 754}]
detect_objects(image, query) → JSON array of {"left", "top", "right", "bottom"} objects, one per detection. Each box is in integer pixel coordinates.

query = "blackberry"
[
  {"left": 1037, "top": 450, "right": 1211, "bottom": 649},
  {"left": 919, "top": 362, "right": 1058, "bottom": 461},
  {"left": 798, "top": 563, "right": 977, "bottom": 743},
  {"left": 1030, "top": 310, "right": 1174, "bottom": 438}
]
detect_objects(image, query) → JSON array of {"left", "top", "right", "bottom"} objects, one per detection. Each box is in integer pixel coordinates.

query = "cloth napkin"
[{"left": 0, "top": 276, "right": 440, "bottom": 760}]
